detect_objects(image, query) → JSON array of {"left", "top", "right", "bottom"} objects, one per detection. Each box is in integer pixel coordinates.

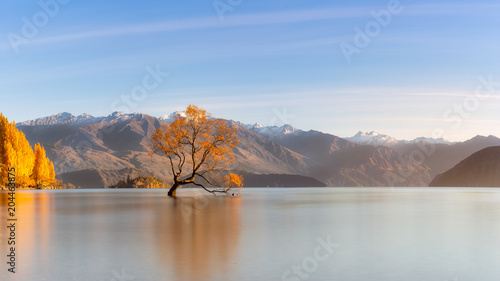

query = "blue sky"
[{"left": 1, "top": 0, "right": 500, "bottom": 141}]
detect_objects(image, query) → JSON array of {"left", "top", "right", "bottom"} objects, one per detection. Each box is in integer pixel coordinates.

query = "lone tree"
[{"left": 151, "top": 105, "right": 243, "bottom": 197}]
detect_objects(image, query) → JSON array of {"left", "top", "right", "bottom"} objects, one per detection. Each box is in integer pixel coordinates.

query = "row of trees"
[
  {"left": 0, "top": 114, "right": 55, "bottom": 188},
  {"left": 109, "top": 175, "right": 171, "bottom": 189}
]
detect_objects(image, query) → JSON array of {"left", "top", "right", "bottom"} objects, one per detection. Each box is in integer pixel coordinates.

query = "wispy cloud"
[
  {"left": 5, "top": 3, "right": 498, "bottom": 51},
  {"left": 21, "top": 8, "right": 364, "bottom": 47}
]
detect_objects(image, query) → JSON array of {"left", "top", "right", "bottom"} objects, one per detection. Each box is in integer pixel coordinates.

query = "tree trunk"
[{"left": 168, "top": 182, "right": 181, "bottom": 197}]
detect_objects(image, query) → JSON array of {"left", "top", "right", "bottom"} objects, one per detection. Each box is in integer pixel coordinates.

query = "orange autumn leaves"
[
  {"left": 225, "top": 172, "right": 243, "bottom": 189},
  {"left": 32, "top": 143, "right": 56, "bottom": 187},
  {"left": 151, "top": 105, "right": 243, "bottom": 193},
  {"left": 0, "top": 113, "right": 55, "bottom": 188}
]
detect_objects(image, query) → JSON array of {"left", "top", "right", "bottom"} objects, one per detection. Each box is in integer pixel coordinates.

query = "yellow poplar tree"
[
  {"left": 32, "top": 143, "right": 55, "bottom": 187},
  {"left": 0, "top": 114, "right": 15, "bottom": 186},
  {"left": 48, "top": 161, "right": 55, "bottom": 183},
  {"left": 0, "top": 113, "right": 55, "bottom": 188},
  {"left": 15, "top": 129, "right": 35, "bottom": 186}
]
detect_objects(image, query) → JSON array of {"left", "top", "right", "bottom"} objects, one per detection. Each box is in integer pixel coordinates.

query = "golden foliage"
[
  {"left": 0, "top": 113, "right": 56, "bottom": 188},
  {"left": 32, "top": 143, "right": 56, "bottom": 187},
  {"left": 226, "top": 173, "right": 244, "bottom": 189},
  {"left": 151, "top": 105, "right": 243, "bottom": 195}
]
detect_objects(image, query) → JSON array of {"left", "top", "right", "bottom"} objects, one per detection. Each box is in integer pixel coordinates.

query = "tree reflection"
[{"left": 154, "top": 194, "right": 242, "bottom": 281}]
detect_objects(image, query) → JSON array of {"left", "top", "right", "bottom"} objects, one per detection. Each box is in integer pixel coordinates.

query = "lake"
[{"left": 2, "top": 187, "right": 500, "bottom": 281}]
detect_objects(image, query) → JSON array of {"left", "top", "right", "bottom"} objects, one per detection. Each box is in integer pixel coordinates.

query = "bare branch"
[{"left": 190, "top": 182, "right": 217, "bottom": 196}]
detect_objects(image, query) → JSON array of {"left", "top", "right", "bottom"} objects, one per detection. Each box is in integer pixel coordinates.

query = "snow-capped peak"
[
  {"left": 77, "top": 113, "right": 92, "bottom": 119},
  {"left": 347, "top": 131, "right": 455, "bottom": 146},
  {"left": 159, "top": 111, "right": 187, "bottom": 123},
  {"left": 346, "top": 131, "right": 398, "bottom": 147},
  {"left": 17, "top": 112, "right": 134, "bottom": 127},
  {"left": 402, "top": 137, "right": 455, "bottom": 145},
  {"left": 248, "top": 124, "right": 300, "bottom": 138},
  {"left": 18, "top": 112, "right": 76, "bottom": 126},
  {"left": 244, "top": 123, "right": 264, "bottom": 130},
  {"left": 252, "top": 123, "right": 264, "bottom": 129},
  {"left": 281, "top": 124, "right": 297, "bottom": 135},
  {"left": 353, "top": 131, "right": 380, "bottom": 137},
  {"left": 110, "top": 111, "right": 126, "bottom": 118}
]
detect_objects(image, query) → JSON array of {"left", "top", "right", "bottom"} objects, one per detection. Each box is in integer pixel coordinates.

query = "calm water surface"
[{"left": 2, "top": 188, "right": 500, "bottom": 281}]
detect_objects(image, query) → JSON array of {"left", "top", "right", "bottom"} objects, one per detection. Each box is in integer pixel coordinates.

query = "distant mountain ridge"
[
  {"left": 393, "top": 135, "right": 500, "bottom": 178},
  {"left": 16, "top": 112, "right": 499, "bottom": 188},
  {"left": 245, "top": 123, "right": 300, "bottom": 138},
  {"left": 346, "top": 131, "right": 399, "bottom": 146},
  {"left": 346, "top": 131, "right": 455, "bottom": 147},
  {"left": 231, "top": 121, "right": 430, "bottom": 186},
  {"left": 19, "top": 111, "right": 134, "bottom": 127}
]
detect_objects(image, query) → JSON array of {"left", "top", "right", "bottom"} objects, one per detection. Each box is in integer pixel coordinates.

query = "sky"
[{"left": 1, "top": 0, "right": 500, "bottom": 141}]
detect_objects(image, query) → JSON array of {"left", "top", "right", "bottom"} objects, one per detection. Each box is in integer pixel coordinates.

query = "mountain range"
[
  {"left": 15, "top": 112, "right": 500, "bottom": 188},
  {"left": 345, "top": 131, "right": 455, "bottom": 147}
]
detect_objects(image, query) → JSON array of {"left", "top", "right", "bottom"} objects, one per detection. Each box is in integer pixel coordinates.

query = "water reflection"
[
  {"left": 0, "top": 192, "right": 55, "bottom": 280},
  {"left": 4, "top": 188, "right": 500, "bottom": 281},
  {"left": 1, "top": 191, "right": 243, "bottom": 281},
  {"left": 154, "top": 195, "right": 242, "bottom": 281}
]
